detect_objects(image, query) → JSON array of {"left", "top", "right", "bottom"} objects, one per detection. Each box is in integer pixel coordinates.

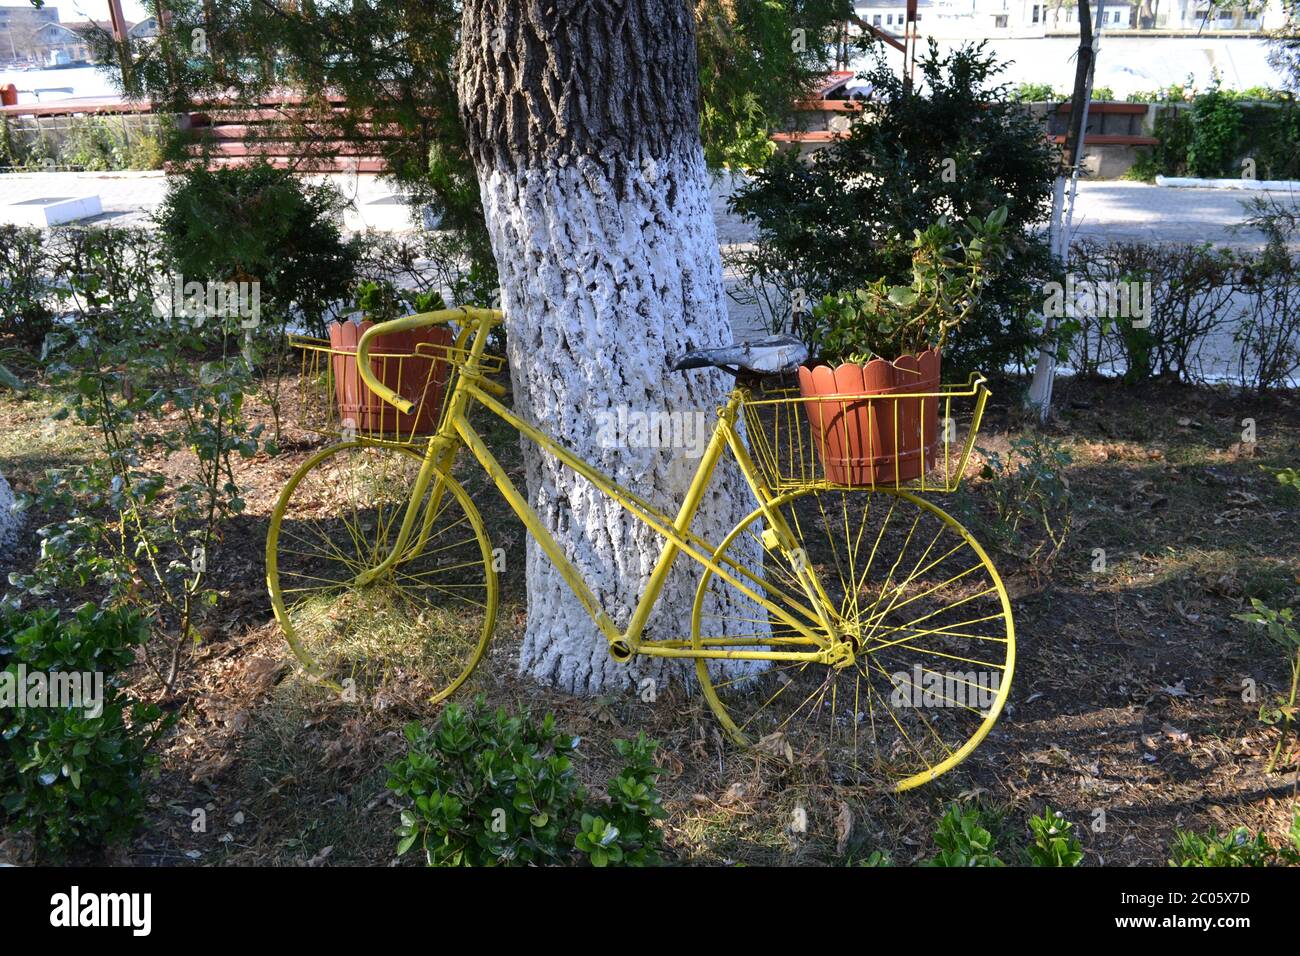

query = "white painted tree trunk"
[
  {"left": 1028, "top": 1, "right": 1105, "bottom": 420},
  {"left": 0, "top": 469, "right": 19, "bottom": 561},
  {"left": 458, "top": 0, "right": 763, "bottom": 695}
]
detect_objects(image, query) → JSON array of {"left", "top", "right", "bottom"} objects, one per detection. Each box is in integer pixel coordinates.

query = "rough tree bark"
[
  {"left": 0, "top": 469, "right": 19, "bottom": 562},
  {"left": 457, "top": 0, "right": 761, "bottom": 695}
]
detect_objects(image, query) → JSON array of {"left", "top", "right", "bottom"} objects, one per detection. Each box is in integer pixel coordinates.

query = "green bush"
[
  {"left": 156, "top": 162, "right": 359, "bottom": 336},
  {"left": 0, "top": 604, "right": 170, "bottom": 860},
  {"left": 730, "top": 41, "right": 1057, "bottom": 377},
  {"left": 13, "top": 226, "right": 270, "bottom": 692},
  {"left": 58, "top": 117, "right": 125, "bottom": 172},
  {"left": 924, "top": 804, "right": 1005, "bottom": 867},
  {"left": 1012, "top": 82, "right": 1060, "bottom": 102},
  {"left": 387, "top": 697, "right": 664, "bottom": 867},
  {"left": 922, "top": 803, "right": 1085, "bottom": 867},
  {"left": 1132, "top": 90, "right": 1299, "bottom": 180},
  {"left": 957, "top": 433, "right": 1073, "bottom": 572},
  {"left": 802, "top": 211, "right": 1006, "bottom": 364},
  {"left": 1169, "top": 813, "right": 1300, "bottom": 867},
  {"left": 0, "top": 224, "right": 55, "bottom": 348},
  {"left": 1026, "top": 807, "right": 1084, "bottom": 867},
  {"left": 1188, "top": 81, "right": 1244, "bottom": 178}
]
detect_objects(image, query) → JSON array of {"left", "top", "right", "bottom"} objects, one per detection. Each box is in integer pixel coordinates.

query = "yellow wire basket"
[
  {"left": 740, "top": 373, "right": 990, "bottom": 493},
  {"left": 289, "top": 329, "right": 507, "bottom": 445}
]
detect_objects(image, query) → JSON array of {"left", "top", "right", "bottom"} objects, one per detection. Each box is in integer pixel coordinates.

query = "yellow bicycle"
[{"left": 266, "top": 307, "right": 1014, "bottom": 791}]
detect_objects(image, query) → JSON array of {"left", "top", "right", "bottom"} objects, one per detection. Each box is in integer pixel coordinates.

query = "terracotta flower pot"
[
  {"left": 328, "top": 319, "right": 453, "bottom": 436},
  {"left": 796, "top": 348, "right": 941, "bottom": 487}
]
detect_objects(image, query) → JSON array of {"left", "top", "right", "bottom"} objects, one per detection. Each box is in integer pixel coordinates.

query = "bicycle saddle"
[{"left": 671, "top": 335, "right": 809, "bottom": 377}]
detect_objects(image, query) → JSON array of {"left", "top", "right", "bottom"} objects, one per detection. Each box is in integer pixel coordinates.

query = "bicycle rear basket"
[
  {"left": 290, "top": 322, "right": 506, "bottom": 445},
  {"left": 740, "top": 373, "right": 990, "bottom": 493}
]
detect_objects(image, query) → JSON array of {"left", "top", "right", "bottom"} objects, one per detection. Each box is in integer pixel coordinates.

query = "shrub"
[
  {"left": 1026, "top": 807, "right": 1084, "bottom": 867},
  {"left": 802, "top": 211, "right": 1007, "bottom": 364},
  {"left": 58, "top": 117, "right": 125, "bottom": 172},
  {"left": 1188, "top": 80, "right": 1244, "bottom": 178},
  {"left": 12, "top": 226, "right": 270, "bottom": 692},
  {"left": 156, "top": 163, "right": 358, "bottom": 336},
  {"left": 1130, "top": 92, "right": 1298, "bottom": 180},
  {"left": 729, "top": 40, "right": 1057, "bottom": 377},
  {"left": 121, "top": 125, "right": 167, "bottom": 171},
  {"left": 0, "top": 224, "right": 55, "bottom": 348},
  {"left": 157, "top": 163, "right": 360, "bottom": 441},
  {"left": 387, "top": 697, "right": 664, "bottom": 867},
  {"left": 1169, "top": 813, "right": 1300, "bottom": 867},
  {"left": 922, "top": 803, "right": 1086, "bottom": 867},
  {"left": 0, "top": 604, "right": 170, "bottom": 860},
  {"left": 959, "top": 433, "right": 1073, "bottom": 572},
  {"left": 1234, "top": 203, "right": 1300, "bottom": 391},
  {"left": 1234, "top": 599, "right": 1300, "bottom": 774},
  {"left": 925, "top": 804, "right": 1005, "bottom": 867},
  {"left": 1012, "top": 82, "right": 1059, "bottom": 102},
  {"left": 1068, "top": 240, "right": 1238, "bottom": 384}
]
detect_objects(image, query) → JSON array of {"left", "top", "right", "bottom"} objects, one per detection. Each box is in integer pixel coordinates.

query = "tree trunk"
[
  {"left": 0, "top": 469, "right": 20, "bottom": 562},
  {"left": 457, "top": 0, "right": 761, "bottom": 695},
  {"left": 1028, "top": 0, "right": 1098, "bottom": 420}
]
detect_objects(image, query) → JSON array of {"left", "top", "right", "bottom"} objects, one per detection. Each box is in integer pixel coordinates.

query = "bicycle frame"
[{"left": 355, "top": 308, "right": 844, "bottom": 667}]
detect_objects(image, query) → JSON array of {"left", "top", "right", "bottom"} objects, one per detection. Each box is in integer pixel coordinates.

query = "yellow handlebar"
[{"left": 356, "top": 307, "right": 504, "bottom": 415}]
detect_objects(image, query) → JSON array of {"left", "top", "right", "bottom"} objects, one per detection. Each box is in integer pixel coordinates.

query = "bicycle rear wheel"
[
  {"left": 266, "top": 441, "right": 497, "bottom": 702},
  {"left": 693, "top": 489, "right": 1013, "bottom": 791}
]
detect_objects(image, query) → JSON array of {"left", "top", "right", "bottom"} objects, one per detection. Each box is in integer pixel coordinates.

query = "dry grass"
[{"left": 2, "top": 371, "right": 1299, "bottom": 866}]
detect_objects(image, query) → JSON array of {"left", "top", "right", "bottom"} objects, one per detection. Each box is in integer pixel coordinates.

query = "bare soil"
[{"left": 2, "top": 371, "right": 1298, "bottom": 866}]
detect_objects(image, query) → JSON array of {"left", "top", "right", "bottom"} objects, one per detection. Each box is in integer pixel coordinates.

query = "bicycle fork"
[{"left": 351, "top": 434, "right": 458, "bottom": 588}]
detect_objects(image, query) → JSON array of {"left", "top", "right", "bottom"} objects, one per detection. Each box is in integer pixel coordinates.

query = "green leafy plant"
[
  {"left": 696, "top": 0, "right": 850, "bottom": 169},
  {"left": 1026, "top": 807, "right": 1084, "bottom": 866},
  {"left": 11, "top": 227, "right": 269, "bottom": 692},
  {"left": 1188, "top": 78, "right": 1244, "bottom": 178},
  {"left": 925, "top": 804, "right": 1005, "bottom": 867},
  {"left": 57, "top": 117, "right": 126, "bottom": 172},
  {"left": 0, "top": 604, "right": 172, "bottom": 861},
  {"left": 1234, "top": 599, "right": 1300, "bottom": 773},
  {"left": 1012, "top": 82, "right": 1060, "bottom": 102},
  {"left": 850, "top": 850, "right": 894, "bottom": 866},
  {"left": 354, "top": 279, "right": 446, "bottom": 326},
  {"left": 731, "top": 40, "right": 1057, "bottom": 376},
  {"left": 157, "top": 163, "right": 357, "bottom": 336},
  {"left": 802, "top": 210, "right": 1007, "bottom": 365},
  {"left": 574, "top": 814, "right": 625, "bottom": 867},
  {"left": 959, "top": 433, "right": 1073, "bottom": 572},
  {"left": 0, "top": 224, "right": 55, "bottom": 348},
  {"left": 595, "top": 733, "right": 665, "bottom": 866},
  {"left": 1169, "top": 812, "right": 1300, "bottom": 867},
  {"left": 157, "top": 163, "right": 358, "bottom": 441},
  {"left": 388, "top": 699, "right": 581, "bottom": 866},
  {"left": 1269, "top": 467, "right": 1300, "bottom": 493},
  {"left": 387, "top": 697, "right": 663, "bottom": 867}
]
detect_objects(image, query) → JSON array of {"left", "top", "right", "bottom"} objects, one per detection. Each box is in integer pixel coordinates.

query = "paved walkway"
[
  {"left": 3, "top": 170, "right": 1294, "bottom": 244},
  {"left": 1061, "top": 180, "right": 1297, "bottom": 247},
  {"left": 4, "top": 170, "right": 1293, "bottom": 382},
  {"left": 0, "top": 170, "right": 415, "bottom": 233}
]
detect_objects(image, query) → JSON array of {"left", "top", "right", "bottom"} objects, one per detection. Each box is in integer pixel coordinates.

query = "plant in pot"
[
  {"left": 329, "top": 281, "right": 450, "bottom": 436},
  {"left": 798, "top": 209, "right": 1007, "bottom": 486}
]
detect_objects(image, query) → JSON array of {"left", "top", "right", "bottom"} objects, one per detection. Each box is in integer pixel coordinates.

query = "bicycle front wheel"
[
  {"left": 693, "top": 489, "right": 1013, "bottom": 791},
  {"left": 266, "top": 441, "right": 497, "bottom": 702}
]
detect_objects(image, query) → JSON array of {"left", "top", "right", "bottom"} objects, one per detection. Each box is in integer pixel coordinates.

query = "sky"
[{"left": 46, "top": 2, "right": 154, "bottom": 25}]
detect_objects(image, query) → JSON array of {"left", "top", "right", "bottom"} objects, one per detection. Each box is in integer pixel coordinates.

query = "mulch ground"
[{"left": 2, "top": 371, "right": 1297, "bottom": 866}]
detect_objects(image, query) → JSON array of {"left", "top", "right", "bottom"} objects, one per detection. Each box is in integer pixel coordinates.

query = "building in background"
[
  {"left": 853, "top": 0, "right": 1283, "bottom": 35},
  {"left": 0, "top": 4, "right": 59, "bottom": 65}
]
